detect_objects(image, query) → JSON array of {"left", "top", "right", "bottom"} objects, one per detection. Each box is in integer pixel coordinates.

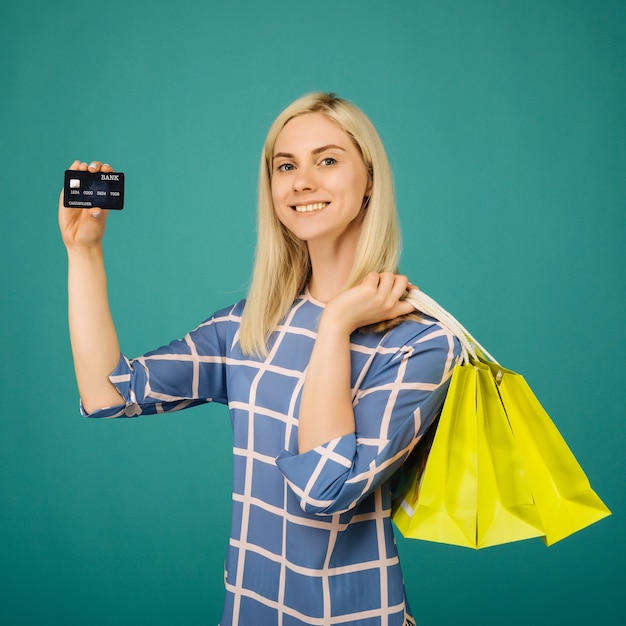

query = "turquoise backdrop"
[{"left": 1, "top": 1, "right": 624, "bottom": 624}]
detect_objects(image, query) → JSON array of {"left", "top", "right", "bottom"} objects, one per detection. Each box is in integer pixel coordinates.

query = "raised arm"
[
  {"left": 277, "top": 272, "right": 459, "bottom": 514},
  {"left": 297, "top": 272, "right": 414, "bottom": 453},
  {"left": 59, "top": 160, "right": 124, "bottom": 414}
]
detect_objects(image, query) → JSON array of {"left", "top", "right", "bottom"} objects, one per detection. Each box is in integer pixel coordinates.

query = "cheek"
[
  {"left": 343, "top": 161, "right": 369, "bottom": 190},
  {"left": 270, "top": 177, "right": 288, "bottom": 205},
  {"left": 344, "top": 170, "right": 370, "bottom": 202},
  {"left": 270, "top": 183, "right": 289, "bottom": 223}
]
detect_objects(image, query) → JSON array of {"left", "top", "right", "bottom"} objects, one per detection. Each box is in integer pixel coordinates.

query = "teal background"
[{"left": 1, "top": 0, "right": 624, "bottom": 624}]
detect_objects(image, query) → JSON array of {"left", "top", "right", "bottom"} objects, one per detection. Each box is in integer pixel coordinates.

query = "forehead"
[{"left": 273, "top": 112, "right": 355, "bottom": 154}]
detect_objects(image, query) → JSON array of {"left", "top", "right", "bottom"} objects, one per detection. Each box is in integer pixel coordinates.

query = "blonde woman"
[{"left": 59, "top": 93, "right": 459, "bottom": 625}]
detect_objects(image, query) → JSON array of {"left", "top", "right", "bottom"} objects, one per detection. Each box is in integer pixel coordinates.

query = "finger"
[
  {"left": 362, "top": 272, "right": 381, "bottom": 288},
  {"left": 90, "top": 207, "right": 109, "bottom": 219},
  {"left": 69, "top": 160, "right": 114, "bottom": 172},
  {"left": 377, "top": 271, "right": 396, "bottom": 290},
  {"left": 394, "top": 299, "right": 418, "bottom": 317},
  {"left": 378, "top": 273, "right": 407, "bottom": 298},
  {"left": 391, "top": 274, "right": 409, "bottom": 296}
]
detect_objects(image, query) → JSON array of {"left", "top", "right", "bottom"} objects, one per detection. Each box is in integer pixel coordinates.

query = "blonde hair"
[{"left": 239, "top": 92, "right": 402, "bottom": 356}]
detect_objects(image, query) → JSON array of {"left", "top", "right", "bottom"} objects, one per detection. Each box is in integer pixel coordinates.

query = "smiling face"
[{"left": 270, "top": 112, "right": 372, "bottom": 251}]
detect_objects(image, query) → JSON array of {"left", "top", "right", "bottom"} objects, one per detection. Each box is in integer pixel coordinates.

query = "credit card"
[{"left": 63, "top": 170, "right": 125, "bottom": 210}]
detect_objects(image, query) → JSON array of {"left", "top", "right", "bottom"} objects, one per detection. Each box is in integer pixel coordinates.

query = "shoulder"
[
  {"left": 353, "top": 313, "right": 461, "bottom": 380},
  {"left": 359, "top": 312, "right": 458, "bottom": 352},
  {"left": 389, "top": 314, "right": 460, "bottom": 364},
  {"left": 189, "top": 299, "right": 246, "bottom": 339},
  {"left": 204, "top": 299, "right": 246, "bottom": 324},
  {"left": 398, "top": 312, "right": 459, "bottom": 347},
  {"left": 352, "top": 314, "right": 461, "bottom": 389}
]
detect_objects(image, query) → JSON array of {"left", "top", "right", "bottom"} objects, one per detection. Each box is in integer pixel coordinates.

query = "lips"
[{"left": 292, "top": 202, "right": 329, "bottom": 213}]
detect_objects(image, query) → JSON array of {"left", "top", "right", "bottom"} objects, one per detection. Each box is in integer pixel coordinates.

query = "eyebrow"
[{"left": 272, "top": 144, "right": 347, "bottom": 161}]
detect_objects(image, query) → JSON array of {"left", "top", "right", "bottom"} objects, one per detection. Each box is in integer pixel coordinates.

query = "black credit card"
[{"left": 63, "top": 170, "right": 125, "bottom": 210}]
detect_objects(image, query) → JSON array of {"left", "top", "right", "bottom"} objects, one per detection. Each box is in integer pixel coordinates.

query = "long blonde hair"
[{"left": 239, "top": 93, "right": 402, "bottom": 356}]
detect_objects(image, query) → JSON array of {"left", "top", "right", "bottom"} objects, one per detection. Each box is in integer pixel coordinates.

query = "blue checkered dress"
[{"left": 84, "top": 292, "right": 459, "bottom": 625}]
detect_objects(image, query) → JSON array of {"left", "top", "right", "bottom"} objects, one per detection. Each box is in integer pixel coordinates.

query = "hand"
[
  {"left": 58, "top": 160, "right": 114, "bottom": 249},
  {"left": 323, "top": 272, "right": 417, "bottom": 335}
]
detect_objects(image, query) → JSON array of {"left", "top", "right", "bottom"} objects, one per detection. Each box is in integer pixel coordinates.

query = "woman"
[{"left": 59, "top": 93, "right": 459, "bottom": 625}]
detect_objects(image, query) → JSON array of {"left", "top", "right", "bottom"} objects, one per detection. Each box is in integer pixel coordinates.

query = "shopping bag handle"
[{"left": 404, "top": 289, "right": 499, "bottom": 366}]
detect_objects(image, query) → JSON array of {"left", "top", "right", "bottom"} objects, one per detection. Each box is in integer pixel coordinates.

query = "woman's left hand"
[{"left": 322, "top": 272, "right": 416, "bottom": 335}]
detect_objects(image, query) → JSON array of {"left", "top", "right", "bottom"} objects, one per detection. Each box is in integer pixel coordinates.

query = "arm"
[
  {"left": 277, "top": 274, "right": 460, "bottom": 515},
  {"left": 59, "top": 160, "right": 124, "bottom": 414},
  {"left": 297, "top": 272, "right": 414, "bottom": 453}
]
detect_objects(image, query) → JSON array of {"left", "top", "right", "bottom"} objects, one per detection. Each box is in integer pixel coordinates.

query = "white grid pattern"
[{"left": 83, "top": 293, "right": 459, "bottom": 625}]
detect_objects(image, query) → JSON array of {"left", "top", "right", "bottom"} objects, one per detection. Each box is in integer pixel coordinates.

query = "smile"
[{"left": 292, "top": 202, "right": 329, "bottom": 213}]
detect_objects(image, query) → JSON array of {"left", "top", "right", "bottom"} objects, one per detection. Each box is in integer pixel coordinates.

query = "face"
[{"left": 270, "top": 112, "right": 372, "bottom": 250}]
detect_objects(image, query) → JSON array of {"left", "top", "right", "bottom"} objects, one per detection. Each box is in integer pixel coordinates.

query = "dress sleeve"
[
  {"left": 81, "top": 304, "right": 237, "bottom": 419},
  {"left": 275, "top": 320, "right": 460, "bottom": 515}
]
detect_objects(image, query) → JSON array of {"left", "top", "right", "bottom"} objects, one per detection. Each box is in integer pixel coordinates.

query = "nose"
[{"left": 292, "top": 164, "right": 316, "bottom": 192}]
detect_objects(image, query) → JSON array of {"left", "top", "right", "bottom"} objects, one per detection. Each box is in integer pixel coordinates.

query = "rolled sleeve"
[
  {"left": 276, "top": 434, "right": 357, "bottom": 514},
  {"left": 80, "top": 355, "right": 137, "bottom": 418},
  {"left": 276, "top": 320, "right": 460, "bottom": 515},
  {"left": 80, "top": 305, "right": 237, "bottom": 419}
]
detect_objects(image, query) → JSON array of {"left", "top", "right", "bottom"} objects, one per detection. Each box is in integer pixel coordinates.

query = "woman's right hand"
[{"left": 58, "top": 160, "right": 113, "bottom": 249}]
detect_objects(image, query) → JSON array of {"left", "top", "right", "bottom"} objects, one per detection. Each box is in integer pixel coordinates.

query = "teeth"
[{"left": 294, "top": 202, "right": 328, "bottom": 213}]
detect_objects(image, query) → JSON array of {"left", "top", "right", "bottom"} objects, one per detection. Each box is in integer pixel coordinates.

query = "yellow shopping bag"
[
  {"left": 475, "top": 359, "right": 546, "bottom": 547},
  {"left": 392, "top": 290, "right": 611, "bottom": 549},
  {"left": 393, "top": 358, "right": 545, "bottom": 549},
  {"left": 392, "top": 362, "right": 479, "bottom": 548},
  {"left": 488, "top": 361, "right": 611, "bottom": 546}
]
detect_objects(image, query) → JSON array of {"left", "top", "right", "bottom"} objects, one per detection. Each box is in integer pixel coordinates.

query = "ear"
[{"left": 362, "top": 176, "right": 373, "bottom": 209}]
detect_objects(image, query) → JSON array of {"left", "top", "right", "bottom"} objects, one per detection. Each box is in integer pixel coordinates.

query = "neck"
[{"left": 306, "top": 233, "right": 359, "bottom": 303}]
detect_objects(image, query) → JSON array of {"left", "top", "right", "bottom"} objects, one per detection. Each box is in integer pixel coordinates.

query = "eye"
[
  {"left": 276, "top": 162, "right": 295, "bottom": 172},
  {"left": 320, "top": 157, "right": 337, "bottom": 166}
]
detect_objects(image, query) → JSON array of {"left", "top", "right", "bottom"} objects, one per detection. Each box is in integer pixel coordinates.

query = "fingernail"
[
  {"left": 91, "top": 209, "right": 101, "bottom": 217},
  {"left": 88, "top": 162, "right": 97, "bottom": 170}
]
